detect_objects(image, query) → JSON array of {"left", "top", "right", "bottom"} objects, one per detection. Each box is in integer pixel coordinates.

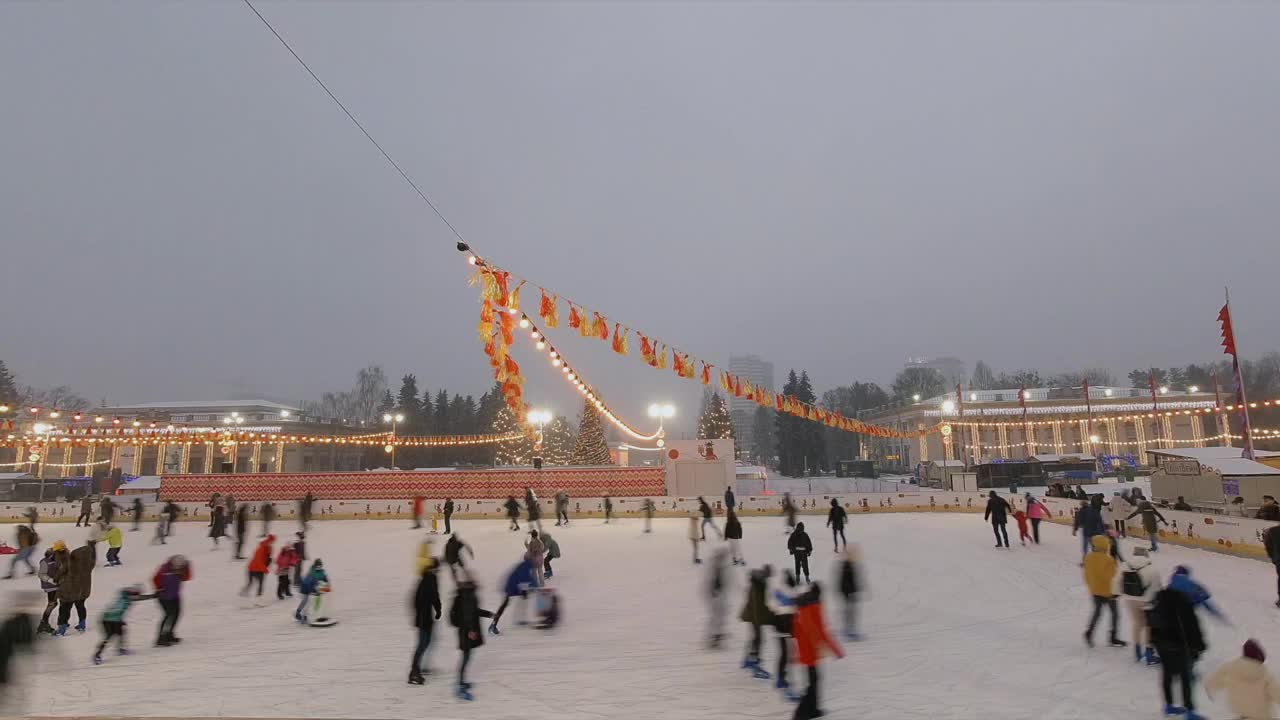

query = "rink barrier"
[{"left": 5, "top": 492, "right": 1275, "bottom": 561}]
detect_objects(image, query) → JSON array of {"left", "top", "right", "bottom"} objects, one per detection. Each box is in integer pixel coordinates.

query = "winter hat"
[
  {"left": 1245, "top": 639, "right": 1266, "bottom": 663},
  {"left": 51, "top": 540, "right": 67, "bottom": 552},
  {"left": 265, "top": 534, "right": 276, "bottom": 542},
  {"left": 1173, "top": 565, "right": 1191, "bottom": 576},
  {"left": 1132, "top": 547, "right": 1149, "bottom": 557},
  {"left": 796, "top": 522, "right": 805, "bottom": 532}
]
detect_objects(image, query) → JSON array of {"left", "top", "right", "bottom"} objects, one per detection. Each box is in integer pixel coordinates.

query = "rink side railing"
[{"left": 2, "top": 491, "right": 1273, "bottom": 561}]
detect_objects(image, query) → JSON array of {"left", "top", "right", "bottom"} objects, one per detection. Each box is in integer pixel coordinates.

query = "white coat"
[
  {"left": 688, "top": 516, "right": 702, "bottom": 541},
  {"left": 1205, "top": 657, "right": 1280, "bottom": 720},
  {"left": 1120, "top": 555, "right": 1162, "bottom": 606}
]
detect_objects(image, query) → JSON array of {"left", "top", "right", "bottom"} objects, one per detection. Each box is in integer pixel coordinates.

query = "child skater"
[
  {"left": 295, "top": 559, "right": 329, "bottom": 624},
  {"left": 449, "top": 572, "right": 492, "bottom": 702},
  {"left": 93, "top": 585, "right": 155, "bottom": 664},
  {"left": 104, "top": 524, "right": 123, "bottom": 566},
  {"left": 1205, "top": 639, "right": 1280, "bottom": 720},
  {"left": 740, "top": 565, "right": 776, "bottom": 680},
  {"left": 837, "top": 545, "right": 862, "bottom": 641},
  {"left": 275, "top": 542, "right": 299, "bottom": 599},
  {"left": 1013, "top": 505, "right": 1031, "bottom": 547}
]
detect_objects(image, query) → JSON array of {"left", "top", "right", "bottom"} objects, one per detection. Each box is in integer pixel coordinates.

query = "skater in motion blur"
[
  {"left": 1150, "top": 578, "right": 1206, "bottom": 719},
  {"left": 791, "top": 582, "right": 844, "bottom": 720},
  {"left": 99, "top": 496, "right": 115, "bottom": 525},
  {"left": 554, "top": 490, "right": 570, "bottom": 526},
  {"left": 0, "top": 591, "right": 39, "bottom": 714},
  {"left": 725, "top": 509, "right": 744, "bottom": 566},
  {"left": 275, "top": 542, "right": 298, "bottom": 599},
  {"left": 444, "top": 533, "right": 474, "bottom": 581},
  {"left": 488, "top": 559, "right": 536, "bottom": 635},
  {"left": 787, "top": 522, "right": 813, "bottom": 583},
  {"left": 525, "top": 487, "right": 542, "bottom": 532},
  {"left": 602, "top": 496, "right": 613, "bottom": 523},
  {"left": 1012, "top": 504, "right": 1030, "bottom": 547},
  {"left": 782, "top": 493, "right": 797, "bottom": 534},
  {"left": 152, "top": 554, "right": 190, "bottom": 647},
  {"left": 295, "top": 559, "right": 329, "bottom": 623},
  {"left": 164, "top": 501, "right": 180, "bottom": 538},
  {"left": 1128, "top": 499, "right": 1170, "bottom": 552},
  {"left": 541, "top": 532, "right": 561, "bottom": 579},
  {"left": 209, "top": 504, "right": 227, "bottom": 549},
  {"left": 504, "top": 496, "right": 521, "bottom": 531},
  {"left": 689, "top": 513, "right": 703, "bottom": 564},
  {"left": 299, "top": 492, "right": 315, "bottom": 529},
  {"left": 1073, "top": 494, "right": 1107, "bottom": 559},
  {"left": 772, "top": 570, "right": 800, "bottom": 700},
  {"left": 292, "top": 532, "right": 307, "bottom": 589},
  {"left": 698, "top": 496, "right": 721, "bottom": 539},
  {"left": 93, "top": 585, "right": 155, "bottom": 665},
  {"left": 1205, "top": 639, "right": 1280, "bottom": 720},
  {"left": 408, "top": 558, "right": 441, "bottom": 685},
  {"left": 260, "top": 502, "right": 275, "bottom": 537},
  {"left": 524, "top": 530, "right": 546, "bottom": 586},
  {"left": 826, "top": 499, "right": 847, "bottom": 552},
  {"left": 1082, "top": 535, "right": 1126, "bottom": 649},
  {"left": 532, "top": 587, "right": 560, "bottom": 630},
  {"left": 241, "top": 535, "right": 274, "bottom": 598},
  {"left": 54, "top": 539, "right": 95, "bottom": 636},
  {"left": 75, "top": 495, "right": 93, "bottom": 527},
  {"left": 642, "top": 499, "right": 656, "bottom": 533},
  {"left": 36, "top": 544, "right": 65, "bottom": 634},
  {"left": 724, "top": 485, "right": 736, "bottom": 513},
  {"left": 130, "top": 497, "right": 144, "bottom": 532},
  {"left": 740, "top": 565, "right": 776, "bottom": 679},
  {"left": 449, "top": 575, "right": 492, "bottom": 701},
  {"left": 984, "top": 491, "right": 1012, "bottom": 549},
  {"left": 707, "top": 547, "right": 729, "bottom": 649},
  {"left": 234, "top": 504, "right": 251, "bottom": 559},
  {"left": 837, "top": 545, "right": 862, "bottom": 641},
  {"left": 1120, "top": 546, "right": 1161, "bottom": 664},
  {"left": 4, "top": 525, "right": 38, "bottom": 579},
  {"left": 412, "top": 494, "right": 425, "bottom": 530}
]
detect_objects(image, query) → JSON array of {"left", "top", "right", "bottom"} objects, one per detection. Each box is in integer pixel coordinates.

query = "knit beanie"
[{"left": 1244, "top": 639, "right": 1266, "bottom": 663}]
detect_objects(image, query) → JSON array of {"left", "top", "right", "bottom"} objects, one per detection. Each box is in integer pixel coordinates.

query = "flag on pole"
[
  {"left": 1083, "top": 378, "right": 1093, "bottom": 445},
  {"left": 1019, "top": 385, "right": 1030, "bottom": 456},
  {"left": 1219, "top": 299, "right": 1256, "bottom": 460}
]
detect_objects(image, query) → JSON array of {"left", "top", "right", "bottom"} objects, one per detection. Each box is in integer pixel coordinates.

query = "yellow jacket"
[
  {"left": 106, "top": 526, "right": 123, "bottom": 549},
  {"left": 1082, "top": 535, "right": 1116, "bottom": 597}
]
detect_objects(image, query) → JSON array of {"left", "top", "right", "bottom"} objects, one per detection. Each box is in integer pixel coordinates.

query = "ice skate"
[
  {"left": 1145, "top": 647, "right": 1161, "bottom": 665},
  {"left": 1108, "top": 638, "right": 1127, "bottom": 648},
  {"left": 75, "top": 621, "right": 87, "bottom": 633},
  {"left": 92, "top": 654, "right": 103, "bottom": 665},
  {"left": 54, "top": 624, "right": 68, "bottom": 637},
  {"left": 455, "top": 684, "right": 474, "bottom": 701},
  {"left": 1162, "top": 705, "right": 1185, "bottom": 716},
  {"left": 118, "top": 648, "right": 131, "bottom": 656},
  {"left": 408, "top": 672, "right": 425, "bottom": 685},
  {"left": 488, "top": 622, "right": 500, "bottom": 635},
  {"left": 1083, "top": 633, "right": 1093, "bottom": 648}
]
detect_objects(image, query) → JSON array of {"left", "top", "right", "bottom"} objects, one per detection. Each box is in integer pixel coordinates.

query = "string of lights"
[{"left": 1, "top": 430, "right": 525, "bottom": 449}]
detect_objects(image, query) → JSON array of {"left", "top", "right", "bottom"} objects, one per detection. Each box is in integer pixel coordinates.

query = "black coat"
[
  {"left": 787, "top": 527, "right": 813, "bottom": 556},
  {"left": 412, "top": 570, "right": 442, "bottom": 628},
  {"left": 209, "top": 507, "right": 226, "bottom": 538},
  {"left": 444, "top": 536, "right": 467, "bottom": 565},
  {"left": 699, "top": 500, "right": 713, "bottom": 520},
  {"left": 1149, "top": 588, "right": 1205, "bottom": 658},
  {"left": 724, "top": 514, "right": 743, "bottom": 540},
  {"left": 1266, "top": 526, "right": 1280, "bottom": 565},
  {"left": 235, "top": 506, "right": 250, "bottom": 538},
  {"left": 984, "top": 497, "right": 1010, "bottom": 524},
  {"left": 449, "top": 588, "right": 492, "bottom": 650},
  {"left": 828, "top": 505, "right": 847, "bottom": 529},
  {"left": 504, "top": 499, "right": 521, "bottom": 519},
  {"left": 724, "top": 489, "right": 736, "bottom": 509},
  {"left": 443, "top": 500, "right": 454, "bottom": 517},
  {"left": 1258, "top": 504, "right": 1280, "bottom": 522},
  {"left": 839, "top": 559, "right": 859, "bottom": 597},
  {"left": 0, "top": 612, "right": 36, "bottom": 685}
]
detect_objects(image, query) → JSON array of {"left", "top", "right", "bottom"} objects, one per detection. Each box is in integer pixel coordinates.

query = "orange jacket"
[
  {"left": 792, "top": 598, "right": 843, "bottom": 667},
  {"left": 248, "top": 536, "right": 275, "bottom": 573}
]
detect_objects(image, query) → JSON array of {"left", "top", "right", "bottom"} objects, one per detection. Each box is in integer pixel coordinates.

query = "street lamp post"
[
  {"left": 647, "top": 403, "right": 676, "bottom": 446},
  {"left": 527, "top": 409, "right": 552, "bottom": 468},
  {"left": 383, "top": 413, "right": 405, "bottom": 468}
]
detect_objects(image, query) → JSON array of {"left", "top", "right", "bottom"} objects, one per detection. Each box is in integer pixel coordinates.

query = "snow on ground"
[{"left": 3, "top": 511, "right": 1279, "bottom": 720}]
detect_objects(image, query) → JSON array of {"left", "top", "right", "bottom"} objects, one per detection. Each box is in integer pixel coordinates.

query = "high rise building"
[
  {"left": 727, "top": 354, "right": 775, "bottom": 458},
  {"left": 905, "top": 356, "right": 967, "bottom": 387}
]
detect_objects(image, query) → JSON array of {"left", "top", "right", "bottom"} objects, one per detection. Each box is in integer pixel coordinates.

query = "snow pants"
[
  {"left": 157, "top": 597, "right": 181, "bottom": 641},
  {"left": 794, "top": 553, "right": 810, "bottom": 582}
]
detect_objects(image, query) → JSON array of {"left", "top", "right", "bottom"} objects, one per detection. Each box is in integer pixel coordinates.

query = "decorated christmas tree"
[
  {"left": 543, "top": 415, "right": 575, "bottom": 466},
  {"left": 570, "top": 400, "right": 613, "bottom": 466},
  {"left": 698, "top": 391, "right": 735, "bottom": 440},
  {"left": 492, "top": 404, "right": 533, "bottom": 466}
]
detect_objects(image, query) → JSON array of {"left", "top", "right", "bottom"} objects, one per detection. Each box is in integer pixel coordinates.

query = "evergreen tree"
[
  {"left": 434, "top": 390, "right": 451, "bottom": 432},
  {"left": 775, "top": 370, "right": 800, "bottom": 477},
  {"left": 0, "top": 360, "right": 17, "bottom": 407},
  {"left": 820, "top": 381, "right": 889, "bottom": 467},
  {"left": 970, "top": 361, "right": 996, "bottom": 391},
  {"left": 750, "top": 406, "right": 776, "bottom": 466},
  {"left": 472, "top": 384, "right": 505, "bottom": 465},
  {"left": 396, "top": 375, "right": 422, "bottom": 429},
  {"left": 419, "top": 389, "right": 435, "bottom": 434},
  {"left": 492, "top": 404, "right": 533, "bottom": 465},
  {"left": 378, "top": 389, "right": 395, "bottom": 415},
  {"left": 697, "top": 391, "right": 735, "bottom": 440},
  {"left": 570, "top": 400, "right": 613, "bottom": 466},
  {"left": 543, "top": 415, "right": 575, "bottom": 466},
  {"left": 797, "top": 371, "right": 825, "bottom": 475}
]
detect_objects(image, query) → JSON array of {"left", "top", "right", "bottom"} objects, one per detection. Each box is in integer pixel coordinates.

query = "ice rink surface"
[{"left": 4, "top": 511, "right": 1279, "bottom": 720}]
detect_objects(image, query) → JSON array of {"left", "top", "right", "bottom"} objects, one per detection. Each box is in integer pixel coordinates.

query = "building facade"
[{"left": 727, "top": 354, "right": 775, "bottom": 458}]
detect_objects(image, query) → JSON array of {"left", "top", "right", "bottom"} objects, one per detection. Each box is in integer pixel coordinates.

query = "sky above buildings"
[{"left": 3, "top": 3, "right": 1278, "bottom": 432}]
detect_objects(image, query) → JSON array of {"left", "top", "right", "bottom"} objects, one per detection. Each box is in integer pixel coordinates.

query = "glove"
[{"left": 435, "top": 611, "right": 441, "bottom": 620}]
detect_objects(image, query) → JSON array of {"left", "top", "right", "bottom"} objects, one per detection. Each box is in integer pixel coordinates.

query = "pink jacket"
[
  {"left": 275, "top": 546, "right": 299, "bottom": 575},
  {"left": 1027, "top": 501, "right": 1049, "bottom": 520}
]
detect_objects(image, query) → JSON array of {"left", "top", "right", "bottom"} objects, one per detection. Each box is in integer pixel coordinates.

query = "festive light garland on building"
[
  {"left": 463, "top": 249, "right": 938, "bottom": 440},
  {"left": 0, "top": 430, "right": 525, "bottom": 449}
]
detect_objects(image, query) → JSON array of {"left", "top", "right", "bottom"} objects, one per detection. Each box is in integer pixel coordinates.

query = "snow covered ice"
[{"left": 6, "top": 512, "right": 1279, "bottom": 720}]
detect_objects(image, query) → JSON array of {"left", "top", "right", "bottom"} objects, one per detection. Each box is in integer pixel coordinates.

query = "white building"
[{"left": 727, "top": 354, "right": 774, "bottom": 457}]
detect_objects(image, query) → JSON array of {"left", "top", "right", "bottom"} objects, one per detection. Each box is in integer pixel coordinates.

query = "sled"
[{"left": 307, "top": 591, "right": 339, "bottom": 627}]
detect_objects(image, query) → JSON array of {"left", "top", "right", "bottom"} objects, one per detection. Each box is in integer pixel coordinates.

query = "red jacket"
[
  {"left": 792, "top": 598, "right": 843, "bottom": 667},
  {"left": 1013, "top": 510, "right": 1029, "bottom": 530},
  {"left": 275, "top": 546, "right": 299, "bottom": 575},
  {"left": 248, "top": 536, "right": 275, "bottom": 573},
  {"left": 413, "top": 497, "right": 424, "bottom": 514}
]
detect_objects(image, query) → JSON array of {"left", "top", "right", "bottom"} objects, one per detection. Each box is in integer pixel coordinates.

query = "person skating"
[
  {"left": 104, "top": 524, "right": 123, "bottom": 566},
  {"left": 295, "top": 559, "right": 329, "bottom": 623},
  {"left": 75, "top": 496, "right": 93, "bottom": 528},
  {"left": 99, "top": 496, "right": 115, "bottom": 525},
  {"left": 525, "top": 487, "right": 542, "bottom": 532},
  {"left": 1150, "top": 583, "right": 1206, "bottom": 719},
  {"left": 299, "top": 492, "right": 315, "bottom": 529},
  {"left": 698, "top": 496, "right": 721, "bottom": 540},
  {"left": 740, "top": 565, "right": 776, "bottom": 680},
  {"left": 260, "top": 502, "right": 275, "bottom": 537},
  {"left": 1204, "top": 639, "right": 1280, "bottom": 720},
  {"left": 837, "top": 545, "right": 862, "bottom": 641},
  {"left": 444, "top": 534, "right": 474, "bottom": 581},
  {"left": 642, "top": 498, "right": 655, "bottom": 533},
  {"left": 153, "top": 512, "right": 169, "bottom": 545},
  {"left": 787, "top": 522, "right": 813, "bottom": 583},
  {"left": 92, "top": 585, "right": 155, "bottom": 665},
  {"left": 1082, "top": 535, "right": 1126, "bottom": 649},
  {"left": 207, "top": 492, "right": 222, "bottom": 526},
  {"left": 412, "top": 495, "right": 425, "bottom": 530},
  {"left": 130, "top": 498, "right": 144, "bottom": 532},
  {"left": 163, "top": 501, "right": 180, "bottom": 537},
  {"left": 241, "top": 535, "right": 275, "bottom": 599},
  {"left": 488, "top": 559, "right": 537, "bottom": 635},
  {"left": 275, "top": 543, "right": 299, "bottom": 599},
  {"left": 783, "top": 493, "right": 797, "bottom": 534},
  {"left": 504, "top": 496, "right": 521, "bottom": 531},
  {"left": 984, "top": 491, "right": 1012, "bottom": 548},
  {"left": 1073, "top": 495, "right": 1107, "bottom": 558},
  {"left": 725, "top": 486, "right": 736, "bottom": 513},
  {"left": 1026, "top": 494, "right": 1049, "bottom": 544},
  {"left": 224, "top": 495, "right": 237, "bottom": 534},
  {"left": 3, "top": 525, "right": 38, "bottom": 579},
  {"left": 35, "top": 544, "right": 64, "bottom": 634},
  {"left": 1012, "top": 505, "right": 1030, "bottom": 546},
  {"left": 1128, "top": 499, "right": 1170, "bottom": 552},
  {"left": 409, "top": 560, "right": 442, "bottom": 685},
  {"left": 233, "top": 504, "right": 251, "bottom": 559},
  {"left": 826, "top": 499, "right": 847, "bottom": 552},
  {"left": 602, "top": 496, "right": 613, "bottom": 524},
  {"left": 443, "top": 498, "right": 454, "bottom": 535},
  {"left": 1265, "top": 523, "right": 1280, "bottom": 608},
  {"left": 541, "top": 532, "right": 561, "bottom": 579},
  {"left": 772, "top": 569, "right": 800, "bottom": 700},
  {"left": 689, "top": 513, "right": 703, "bottom": 564},
  {"left": 88, "top": 519, "right": 109, "bottom": 546},
  {"left": 791, "top": 582, "right": 844, "bottom": 720},
  {"left": 1168, "top": 565, "right": 1228, "bottom": 623},
  {"left": 0, "top": 591, "right": 38, "bottom": 712},
  {"left": 725, "top": 509, "right": 744, "bottom": 566},
  {"left": 554, "top": 490, "right": 570, "bottom": 526},
  {"left": 707, "top": 547, "right": 729, "bottom": 649},
  {"left": 1120, "top": 546, "right": 1162, "bottom": 664},
  {"left": 292, "top": 532, "right": 307, "bottom": 588},
  {"left": 209, "top": 504, "right": 227, "bottom": 549},
  {"left": 54, "top": 539, "right": 96, "bottom": 636},
  {"left": 449, "top": 574, "right": 492, "bottom": 701},
  {"left": 23, "top": 506, "right": 37, "bottom": 529},
  {"left": 525, "top": 530, "right": 546, "bottom": 586}
]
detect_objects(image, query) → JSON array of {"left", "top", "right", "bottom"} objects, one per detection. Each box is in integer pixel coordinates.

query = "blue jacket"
[
  {"left": 1073, "top": 505, "right": 1106, "bottom": 537},
  {"left": 503, "top": 560, "right": 536, "bottom": 597},
  {"left": 300, "top": 566, "right": 329, "bottom": 595},
  {"left": 102, "top": 590, "right": 149, "bottom": 623},
  {"left": 1169, "top": 571, "right": 1227, "bottom": 623}
]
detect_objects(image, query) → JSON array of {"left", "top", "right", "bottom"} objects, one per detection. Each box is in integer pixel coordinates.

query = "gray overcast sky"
[{"left": 3, "top": 2, "right": 1278, "bottom": 429}]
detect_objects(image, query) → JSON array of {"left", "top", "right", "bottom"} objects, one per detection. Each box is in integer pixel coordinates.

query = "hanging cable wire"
[{"left": 241, "top": 0, "right": 468, "bottom": 245}]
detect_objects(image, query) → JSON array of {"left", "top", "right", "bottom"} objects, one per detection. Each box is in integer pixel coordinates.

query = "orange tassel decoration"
[
  {"left": 507, "top": 281, "right": 525, "bottom": 315},
  {"left": 499, "top": 311, "right": 515, "bottom": 346},
  {"left": 775, "top": 394, "right": 784, "bottom": 412},
  {"left": 477, "top": 301, "right": 495, "bottom": 342},
  {"left": 539, "top": 290, "right": 559, "bottom": 328},
  {"left": 672, "top": 353, "right": 685, "bottom": 377},
  {"left": 593, "top": 313, "right": 609, "bottom": 341},
  {"left": 733, "top": 376, "right": 743, "bottom": 398},
  {"left": 578, "top": 310, "right": 594, "bottom": 338},
  {"left": 612, "top": 324, "right": 629, "bottom": 355},
  {"left": 682, "top": 355, "right": 696, "bottom": 379},
  {"left": 656, "top": 345, "right": 668, "bottom": 370},
  {"left": 701, "top": 363, "right": 711, "bottom": 385},
  {"left": 568, "top": 304, "right": 582, "bottom": 329}
]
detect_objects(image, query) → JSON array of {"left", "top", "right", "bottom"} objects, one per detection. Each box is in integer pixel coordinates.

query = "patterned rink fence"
[{"left": 4, "top": 489, "right": 1276, "bottom": 562}]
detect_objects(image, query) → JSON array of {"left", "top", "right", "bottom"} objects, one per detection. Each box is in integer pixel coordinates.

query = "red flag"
[
  {"left": 1218, "top": 304, "right": 1237, "bottom": 356},
  {"left": 1220, "top": 299, "right": 1256, "bottom": 460}
]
